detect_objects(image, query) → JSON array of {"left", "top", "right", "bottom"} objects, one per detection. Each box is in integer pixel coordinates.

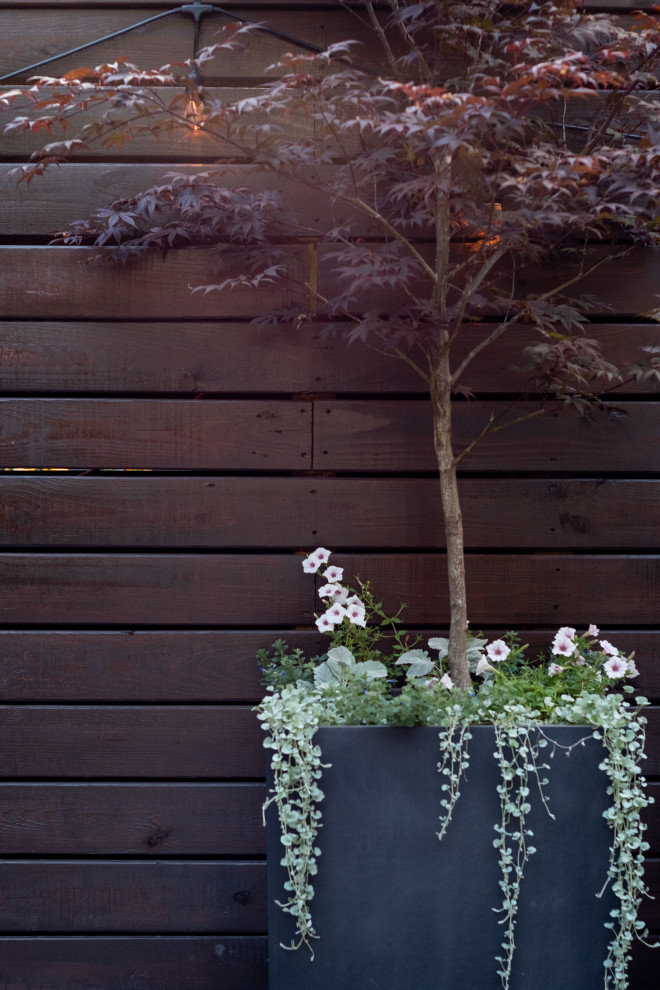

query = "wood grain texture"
[
  {"left": 316, "top": 246, "right": 660, "bottom": 316},
  {"left": 9, "top": 154, "right": 659, "bottom": 246},
  {"left": 0, "top": 703, "right": 657, "bottom": 777},
  {"left": 0, "top": 780, "right": 657, "bottom": 857},
  {"left": 0, "top": 399, "right": 311, "bottom": 470},
  {"left": 0, "top": 706, "right": 264, "bottom": 778},
  {"left": 0, "top": 936, "right": 268, "bottom": 990},
  {"left": 313, "top": 399, "right": 660, "bottom": 472},
  {"left": 0, "top": 552, "right": 658, "bottom": 626},
  {"left": 0, "top": 87, "right": 316, "bottom": 159},
  {"left": 0, "top": 319, "right": 656, "bottom": 394},
  {"left": 0, "top": 934, "right": 657, "bottom": 990},
  {"left": 0, "top": 628, "right": 657, "bottom": 700},
  {"left": 0, "top": 783, "right": 266, "bottom": 854},
  {"left": 0, "top": 164, "right": 349, "bottom": 238},
  {"left": 0, "top": 859, "right": 656, "bottom": 933},
  {"left": 0, "top": 7, "right": 386, "bottom": 84},
  {"left": 1, "top": 245, "right": 658, "bottom": 319},
  {"left": 313, "top": 553, "right": 660, "bottom": 627},
  {"left": 0, "top": 629, "right": 323, "bottom": 702},
  {"left": 0, "top": 553, "right": 313, "bottom": 625},
  {"left": 0, "top": 861, "right": 266, "bottom": 932},
  {"left": 0, "top": 247, "right": 307, "bottom": 319},
  {"left": 1, "top": 476, "right": 659, "bottom": 550}
]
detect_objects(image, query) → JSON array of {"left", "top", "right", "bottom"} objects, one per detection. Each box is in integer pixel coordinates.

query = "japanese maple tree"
[{"left": 4, "top": 0, "right": 660, "bottom": 688}]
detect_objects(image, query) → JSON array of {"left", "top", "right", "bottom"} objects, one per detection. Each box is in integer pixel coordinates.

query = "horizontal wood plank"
[
  {"left": 0, "top": 933, "right": 657, "bottom": 990},
  {"left": 0, "top": 7, "right": 386, "bottom": 84},
  {"left": 9, "top": 154, "right": 659, "bottom": 247},
  {"left": 0, "top": 858, "right": 656, "bottom": 933},
  {"left": 0, "top": 399, "right": 311, "bottom": 470},
  {"left": 315, "top": 246, "right": 660, "bottom": 317},
  {"left": 0, "top": 935, "right": 267, "bottom": 990},
  {"left": 1, "top": 246, "right": 659, "bottom": 319},
  {"left": 313, "top": 553, "right": 660, "bottom": 627},
  {"left": 0, "top": 319, "right": 656, "bottom": 394},
  {"left": 0, "top": 630, "right": 320, "bottom": 702},
  {"left": 0, "top": 861, "right": 265, "bottom": 932},
  {"left": 0, "top": 477, "right": 658, "bottom": 550},
  {"left": 0, "top": 935, "right": 657, "bottom": 990},
  {"left": 314, "top": 400, "right": 660, "bottom": 472},
  {"left": 0, "top": 628, "right": 657, "bottom": 701},
  {"left": 0, "top": 87, "right": 316, "bottom": 159},
  {"left": 0, "top": 553, "right": 313, "bottom": 625},
  {"left": 0, "top": 706, "right": 264, "bottom": 779},
  {"left": 0, "top": 164, "right": 349, "bottom": 239},
  {"left": 0, "top": 552, "right": 657, "bottom": 626},
  {"left": 0, "top": 247, "right": 307, "bottom": 319},
  {"left": 0, "top": 783, "right": 265, "bottom": 855},
  {"left": 0, "top": 702, "right": 657, "bottom": 779},
  {"left": 0, "top": 781, "right": 657, "bottom": 857}
]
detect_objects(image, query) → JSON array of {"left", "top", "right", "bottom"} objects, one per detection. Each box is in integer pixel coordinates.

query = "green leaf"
[{"left": 354, "top": 660, "right": 388, "bottom": 679}]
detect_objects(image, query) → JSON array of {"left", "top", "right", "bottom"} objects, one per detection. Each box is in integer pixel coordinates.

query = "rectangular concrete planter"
[{"left": 267, "top": 725, "right": 616, "bottom": 990}]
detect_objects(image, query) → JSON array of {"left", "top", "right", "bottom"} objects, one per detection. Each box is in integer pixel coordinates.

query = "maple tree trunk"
[
  {"left": 430, "top": 348, "right": 471, "bottom": 691},
  {"left": 431, "top": 172, "right": 471, "bottom": 690}
]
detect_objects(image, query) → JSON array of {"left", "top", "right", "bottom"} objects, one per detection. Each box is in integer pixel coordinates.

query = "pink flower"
[
  {"left": 318, "top": 583, "right": 349, "bottom": 604},
  {"left": 600, "top": 639, "right": 619, "bottom": 656},
  {"left": 324, "top": 565, "right": 344, "bottom": 584},
  {"left": 587, "top": 624, "right": 600, "bottom": 637},
  {"left": 440, "top": 673, "right": 454, "bottom": 690},
  {"left": 548, "top": 663, "right": 564, "bottom": 677},
  {"left": 552, "top": 634, "right": 576, "bottom": 658},
  {"left": 424, "top": 677, "right": 439, "bottom": 689},
  {"left": 486, "top": 640, "right": 510, "bottom": 662},
  {"left": 603, "top": 656, "right": 628, "bottom": 679}
]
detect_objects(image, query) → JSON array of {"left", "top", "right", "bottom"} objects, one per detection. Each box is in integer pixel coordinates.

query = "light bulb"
[{"left": 184, "top": 93, "right": 205, "bottom": 131}]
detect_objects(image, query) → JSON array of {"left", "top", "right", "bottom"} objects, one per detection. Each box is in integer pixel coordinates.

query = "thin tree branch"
[{"left": 453, "top": 407, "right": 546, "bottom": 468}]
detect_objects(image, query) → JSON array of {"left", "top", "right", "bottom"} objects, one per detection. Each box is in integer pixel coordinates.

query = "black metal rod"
[
  {"left": 0, "top": 9, "right": 180, "bottom": 84},
  {"left": 0, "top": 2, "right": 324, "bottom": 86}
]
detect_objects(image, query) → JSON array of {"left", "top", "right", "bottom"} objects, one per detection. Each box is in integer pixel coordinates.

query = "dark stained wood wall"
[{"left": 0, "top": 2, "right": 658, "bottom": 987}]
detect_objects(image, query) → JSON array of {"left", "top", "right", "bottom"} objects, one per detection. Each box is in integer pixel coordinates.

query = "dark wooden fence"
[{"left": 0, "top": 2, "right": 658, "bottom": 987}]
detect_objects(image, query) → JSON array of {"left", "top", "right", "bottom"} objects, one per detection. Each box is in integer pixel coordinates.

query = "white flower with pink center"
[
  {"left": 548, "top": 663, "right": 564, "bottom": 677},
  {"left": 552, "top": 634, "right": 577, "bottom": 658},
  {"left": 587, "top": 624, "right": 600, "bottom": 637},
  {"left": 312, "top": 547, "right": 332, "bottom": 563},
  {"left": 486, "top": 639, "right": 510, "bottom": 663},
  {"left": 440, "top": 672, "right": 454, "bottom": 690},
  {"left": 600, "top": 639, "right": 619, "bottom": 656},
  {"left": 346, "top": 601, "right": 367, "bottom": 627},
  {"left": 325, "top": 602, "right": 347, "bottom": 624},
  {"left": 302, "top": 555, "right": 322, "bottom": 574},
  {"left": 323, "top": 565, "right": 344, "bottom": 584},
  {"left": 603, "top": 656, "right": 628, "bottom": 679},
  {"left": 315, "top": 612, "right": 337, "bottom": 633},
  {"left": 556, "top": 626, "right": 576, "bottom": 640},
  {"left": 318, "top": 583, "right": 349, "bottom": 604},
  {"left": 627, "top": 658, "right": 639, "bottom": 678},
  {"left": 476, "top": 657, "right": 494, "bottom": 676}
]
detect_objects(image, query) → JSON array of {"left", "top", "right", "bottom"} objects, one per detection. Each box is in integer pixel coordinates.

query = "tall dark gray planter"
[{"left": 267, "top": 725, "right": 616, "bottom": 990}]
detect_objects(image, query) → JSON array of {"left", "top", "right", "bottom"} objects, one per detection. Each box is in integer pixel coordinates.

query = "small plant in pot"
[{"left": 257, "top": 548, "right": 655, "bottom": 990}]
